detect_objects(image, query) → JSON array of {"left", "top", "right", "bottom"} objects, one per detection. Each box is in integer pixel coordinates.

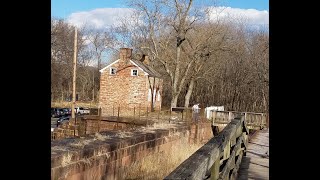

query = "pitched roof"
[
  {"left": 99, "top": 60, "right": 119, "bottom": 73},
  {"left": 130, "top": 59, "right": 162, "bottom": 78},
  {"left": 99, "top": 59, "right": 162, "bottom": 78}
]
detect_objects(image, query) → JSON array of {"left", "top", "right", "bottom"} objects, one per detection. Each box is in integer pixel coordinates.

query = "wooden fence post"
[
  {"left": 228, "top": 111, "right": 233, "bottom": 121},
  {"left": 244, "top": 112, "right": 247, "bottom": 122},
  {"left": 212, "top": 111, "right": 217, "bottom": 125},
  {"left": 211, "top": 158, "right": 220, "bottom": 180}
]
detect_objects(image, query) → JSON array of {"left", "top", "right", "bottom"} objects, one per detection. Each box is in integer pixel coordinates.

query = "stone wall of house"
[{"left": 99, "top": 48, "right": 163, "bottom": 117}]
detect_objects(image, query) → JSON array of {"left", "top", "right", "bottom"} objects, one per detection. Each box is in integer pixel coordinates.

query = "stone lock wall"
[{"left": 51, "top": 122, "right": 213, "bottom": 180}]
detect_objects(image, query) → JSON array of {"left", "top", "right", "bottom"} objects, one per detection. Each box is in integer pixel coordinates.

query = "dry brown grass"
[
  {"left": 94, "top": 132, "right": 111, "bottom": 141},
  {"left": 51, "top": 101, "right": 98, "bottom": 108},
  {"left": 69, "top": 139, "right": 95, "bottom": 148},
  {"left": 61, "top": 153, "right": 73, "bottom": 167},
  {"left": 122, "top": 137, "right": 202, "bottom": 180}
]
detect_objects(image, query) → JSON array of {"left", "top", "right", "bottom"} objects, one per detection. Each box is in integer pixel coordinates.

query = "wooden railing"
[
  {"left": 210, "top": 110, "right": 268, "bottom": 129},
  {"left": 164, "top": 116, "right": 249, "bottom": 180}
]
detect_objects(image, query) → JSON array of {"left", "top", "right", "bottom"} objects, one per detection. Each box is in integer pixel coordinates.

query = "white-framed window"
[
  {"left": 110, "top": 67, "right": 117, "bottom": 75},
  {"left": 131, "top": 69, "right": 138, "bottom": 76}
]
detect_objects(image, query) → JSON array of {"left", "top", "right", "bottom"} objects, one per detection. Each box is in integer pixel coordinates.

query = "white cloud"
[
  {"left": 67, "top": 8, "right": 135, "bottom": 29},
  {"left": 66, "top": 6, "right": 268, "bottom": 30},
  {"left": 207, "top": 6, "right": 269, "bottom": 25}
]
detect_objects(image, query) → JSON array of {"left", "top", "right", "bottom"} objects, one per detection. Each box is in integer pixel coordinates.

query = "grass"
[
  {"left": 51, "top": 101, "right": 98, "bottom": 108},
  {"left": 51, "top": 146, "right": 68, "bottom": 152},
  {"left": 94, "top": 132, "right": 110, "bottom": 141},
  {"left": 52, "top": 121, "right": 206, "bottom": 179},
  {"left": 61, "top": 153, "right": 73, "bottom": 167},
  {"left": 122, "top": 137, "right": 202, "bottom": 180},
  {"left": 69, "top": 139, "right": 95, "bottom": 148}
]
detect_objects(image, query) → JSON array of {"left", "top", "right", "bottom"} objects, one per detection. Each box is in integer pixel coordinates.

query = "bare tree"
[{"left": 125, "top": 0, "right": 209, "bottom": 108}]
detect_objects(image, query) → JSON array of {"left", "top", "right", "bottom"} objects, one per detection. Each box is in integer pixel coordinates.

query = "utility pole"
[
  {"left": 92, "top": 69, "right": 95, "bottom": 102},
  {"left": 71, "top": 27, "right": 77, "bottom": 119}
]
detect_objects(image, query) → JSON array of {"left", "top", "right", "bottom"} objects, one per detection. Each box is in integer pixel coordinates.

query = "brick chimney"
[
  {"left": 119, "top": 48, "right": 132, "bottom": 66},
  {"left": 140, "top": 54, "right": 150, "bottom": 65}
]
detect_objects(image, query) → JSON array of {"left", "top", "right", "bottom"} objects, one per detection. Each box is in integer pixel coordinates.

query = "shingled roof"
[
  {"left": 99, "top": 59, "right": 162, "bottom": 78},
  {"left": 130, "top": 59, "right": 162, "bottom": 78}
]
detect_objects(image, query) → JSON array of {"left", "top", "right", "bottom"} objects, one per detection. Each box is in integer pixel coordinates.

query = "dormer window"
[
  {"left": 110, "top": 67, "right": 117, "bottom": 75},
  {"left": 131, "top": 69, "right": 138, "bottom": 76}
]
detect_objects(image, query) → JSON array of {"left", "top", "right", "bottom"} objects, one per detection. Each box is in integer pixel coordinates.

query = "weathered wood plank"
[
  {"left": 219, "top": 136, "right": 242, "bottom": 180},
  {"left": 210, "top": 158, "right": 220, "bottom": 180},
  {"left": 164, "top": 119, "right": 243, "bottom": 180},
  {"left": 237, "top": 128, "right": 269, "bottom": 180},
  {"left": 230, "top": 150, "right": 244, "bottom": 180},
  {"left": 164, "top": 138, "right": 221, "bottom": 179}
]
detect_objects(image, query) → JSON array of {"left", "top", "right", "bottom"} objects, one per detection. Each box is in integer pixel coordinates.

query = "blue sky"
[
  {"left": 52, "top": 0, "right": 269, "bottom": 19},
  {"left": 51, "top": 0, "right": 127, "bottom": 18}
]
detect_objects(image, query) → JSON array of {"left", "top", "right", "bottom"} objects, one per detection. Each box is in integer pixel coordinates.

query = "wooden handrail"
[
  {"left": 209, "top": 111, "right": 267, "bottom": 129},
  {"left": 164, "top": 117, "right": 248, "bottom": 180}
]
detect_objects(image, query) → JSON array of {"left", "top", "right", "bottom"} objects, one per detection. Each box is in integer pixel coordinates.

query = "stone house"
[{"left": 98, "top": 48, "right": 163, "bottom": 116}]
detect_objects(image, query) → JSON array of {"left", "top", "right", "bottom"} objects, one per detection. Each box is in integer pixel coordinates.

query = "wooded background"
[{"left": 51, "top": 0, "right": 268, "bottom": 112}]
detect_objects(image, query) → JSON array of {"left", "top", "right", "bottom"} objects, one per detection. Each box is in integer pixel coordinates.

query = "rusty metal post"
[
  {"left": 182, "top": 109, "right": 184, "bottom": 121},
  {"left": 98, "top": 108, "right": 102, "bottom": 132},
  {"left": 133, "top": 106, "right": 136, "bottom": 121},
  {"left": 117, "top": 106, "right": 120, "bottom": 128},
  {"left": 146, "top": 106, "right": 149, "bottom": 125},
  {"left": 74, "top": 116, "right": 76, "bottom": 137},
  {"left": 139, "top": 104, "right": 141, "bottom": 121},
  {"left": 186, "top": 108, "right": 188, "bottom": 122},
  {"left": 147, "top": 106, "right": 149, "bottom": 117},
  {"left": 169, "top": 108, "right": 172, "bottom": 123},
  {"left": 84, "top": 119, "right": 87, "bottom": 135}
]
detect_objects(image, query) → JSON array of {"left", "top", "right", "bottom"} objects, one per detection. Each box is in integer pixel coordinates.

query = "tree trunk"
[
  {"left": 184, "top": 78, "right": 195, "bottom": 108},
  {"left": 171, "top": 94, "right": 179, "bottom": 108},
  {"left": 262, "top": 89, "right": 268, "bottom": 112},
  {"left": 171, "top": 45, "right": 182, "bottom": 108}
]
